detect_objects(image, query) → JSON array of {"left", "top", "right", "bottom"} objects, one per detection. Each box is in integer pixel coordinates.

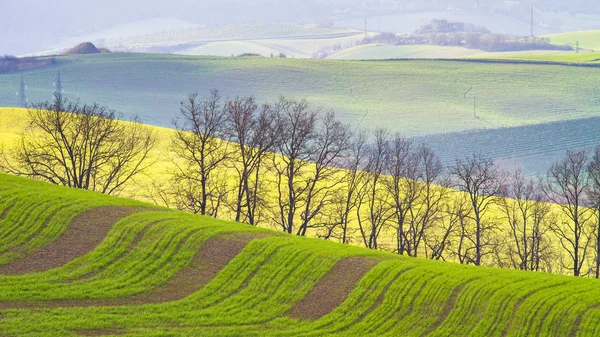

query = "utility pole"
[
  {"left": 530, "top": 5, "right": 534, "bottom": 37},
  {"left": 576, "top": 41, "right": 580, "bottom": 53},
  {"left": 17, "top": 73, "right": 27, "bottom": 107},
  {"left": 473, "top": 95, "right": 477, "bottom": 118},
  {"left": 365, "top": 19, "right": 368, "bottom": 39}
]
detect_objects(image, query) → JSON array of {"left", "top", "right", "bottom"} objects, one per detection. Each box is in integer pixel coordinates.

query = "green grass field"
[
  {"left": 1, "top": 173, "right": 600, "bottom": 336},
  {"left": 475, "top": 51, "right": 600, "bottom": 64},
  {"left": 328, "top": 44, "right": 486, "bottom": 60},
  {"left": 3, "top": 53, "right": 600, "bottom": 175},
  {"left": 3, "top": 53, "right": 600, "bottom": 137},
  {"left": 547, "top": 30, "right": 600, "bottom": 51}
]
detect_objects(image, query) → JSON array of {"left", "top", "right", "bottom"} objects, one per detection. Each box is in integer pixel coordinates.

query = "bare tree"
[
  {"left": 357, "top": 128, "right": 393, "bottom": 250},
  {"left": 1, "top": 94, "right": 156, "bottom": 195},
  {"left": 383, "top": 134, "right": 416, "bottom": 255},
  {"left": 543, "top": 150, "right": 593, "bottom": 277},
  {"left": 426, "top": 193, "right": 469, "bottom": 261},
  {"left": 271, "top": 97, "right": 317, "bottom": 234},
  {"left": 406, "top": 145, "right": 450, "bottom": 257},
  {"left": 171, "top": 90, "right": 229, "bottom": 216},
  {"left": 325, "top": 131, "right": 369, "bottom": 243},
  {"left": 587, "top": 147, "right": 600, "bottom": 278},
  {"left": 297, "top": 111, "right": 351, "bottom": 236},
  {"left": 499, "top": 171, "right": 553, "bottom": 271},
  {"left": 225, "top": 96, "right": 277, "bottom": 225},
  {"left": 450, "top": 154, "right": 503, "bottom": 266}
]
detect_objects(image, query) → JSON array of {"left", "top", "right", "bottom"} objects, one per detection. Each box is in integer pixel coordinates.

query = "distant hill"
[
  {"left": 61, "top": 42, "right": 110, "bottom": 55},
  {"left": 546, "top": 30, "right": 600, "bottom": 51}
]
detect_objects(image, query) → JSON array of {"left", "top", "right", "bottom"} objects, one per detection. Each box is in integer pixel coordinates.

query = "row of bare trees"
[
  {"left": 1, "top": 94, "right": 157, "bottom": 195},
  {"left": 4, "top": 91, "right": 600, "bottom": 277}
]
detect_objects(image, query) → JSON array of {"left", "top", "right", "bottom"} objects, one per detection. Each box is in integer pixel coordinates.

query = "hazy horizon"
[{"left": 3, "top": 0, "right": 600, "bottom": 56}]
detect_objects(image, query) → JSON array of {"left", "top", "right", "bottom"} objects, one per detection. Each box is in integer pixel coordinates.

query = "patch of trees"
[
  {"left": 7, "top": 90, "right": 600, "bottom": 278},
  {"left": 314, "top": 33, "right": 572, "bottom": 58},
  {"left": 363, "top": 32, "right": 572, "bottom": 53}
]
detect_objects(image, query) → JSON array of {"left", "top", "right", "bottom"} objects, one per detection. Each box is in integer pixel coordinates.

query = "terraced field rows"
[{"left": 1, "top": 173, "right": 600, "bottom": 336}]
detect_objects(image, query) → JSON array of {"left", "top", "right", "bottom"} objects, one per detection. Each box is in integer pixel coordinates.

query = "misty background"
[{"left": 3, "top": 0, "right": 600, "bottom": 56}]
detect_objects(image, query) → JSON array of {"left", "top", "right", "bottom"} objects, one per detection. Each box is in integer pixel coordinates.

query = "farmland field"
[
  {"left": 2, "top": 53, "right": 600, "bottom": 135},
  {"left": 476, "top": 51, "right": 600, "bottom": 64},
  {"left": 2, "top": 53, "right": 600, "bottom": 175},
  {"left": 1, "top": 173, "right": 600, "bottom": 336},
  {"left": 417, "top": 116, "right": 600, "bottom": 173},
  {"left": 546, "top": 30, "right": 600, "bottom": 51},
  {"left": 327, "top": 44, "right": 486, "bottom": 60}
]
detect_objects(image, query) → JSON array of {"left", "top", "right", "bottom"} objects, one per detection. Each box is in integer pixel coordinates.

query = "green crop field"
[
  {"left": 418, "top": 116, "right": 600, "bottom": 174},
  {"left": 2, "top": 53, "right": 600, "bottom": 136},
  {"left": 1, "top": 173, "right": 600, "bottom": 336},
  {"left": 328, "top": 44, "right": 487, "bottom": 60},
  {"left": 475, "top": 51, "right": 600, "bottom": 64},
  {"left": 2, "top": 53, "right": 600, "bottom": 175},
  {"left": 547, "top": 30, "right": 600, "bottom": 51}
]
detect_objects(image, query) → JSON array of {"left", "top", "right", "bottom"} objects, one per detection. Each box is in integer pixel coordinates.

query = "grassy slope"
[
  {"left": 2, "top": 53, "right": 600, "bottom": 137},
  {"left": 547, "top": 30, "right": 600, "bottom": 50},
  {"left": 475, "top": 51, "right": 600, "bottom": 64},
  {"left": 1, "top": 173, "right": 600, "bottom": 336},
  {"left": 328, "top": 44, "right": 486, "bottom": 60}
]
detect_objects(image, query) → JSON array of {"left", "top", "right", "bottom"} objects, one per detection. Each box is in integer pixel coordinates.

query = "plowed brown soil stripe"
[
  {"left": 0, "top": 207, "right": 142, "bottom": 275},
  {"left": 0, "top": 232, "right": 262, "bottom": 309},
  {"left": 287, "top": 256, "right": 380, "bottom": 320}
]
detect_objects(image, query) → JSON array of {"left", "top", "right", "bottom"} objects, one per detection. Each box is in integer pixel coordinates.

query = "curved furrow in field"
[
  {"left": 420, "top": 277, "right": 480, "bottom": 337},
  {"left": 378, "top": 274, "right": 440, "bottom": 336},
  {"left": 58, "top": 218, "right": 175, "bottom": 283},
  {"left": 344, "top": 266, "right": 427, "bottom": 336},
  {"left": 500, "top": 279, "right": 571, "bottom": 337},
  {"left": 0, "top": 207, "right": 143, "bottom": 275},
  {"left": 0, "top": 232, "right": 264, "bottom": 309},
  {"left": 325, "top": 264, "right": 416, "bottom": 335}
]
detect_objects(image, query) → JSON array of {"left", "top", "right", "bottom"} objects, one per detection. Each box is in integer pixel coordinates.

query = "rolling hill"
[
  {"left": 3, "top": 53, "right": 600, "bottom": 134},
  {"left": 471, "top": 50, "right": 600, "bottom": 64},
  {"left": 1, "top": 173, "right": 600, "bottom": 336},
  {"left": 547, "top": 30, "right": 600, "bottom": 51},
  {"left": 2, "top": 53, "right": 600, "bottom": 175},
  {"left": 327, "top": 44, "right": 486, "bottom": 60}
]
